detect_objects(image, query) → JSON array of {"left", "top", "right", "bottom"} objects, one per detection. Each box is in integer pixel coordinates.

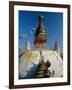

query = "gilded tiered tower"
[{"left": 34, "top": 16, "right": 47, "bottom": 48}]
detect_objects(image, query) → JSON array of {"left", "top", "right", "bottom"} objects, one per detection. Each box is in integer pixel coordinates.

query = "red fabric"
[{"left": 34, "top": 40, "right": 46, "bottom": 44}]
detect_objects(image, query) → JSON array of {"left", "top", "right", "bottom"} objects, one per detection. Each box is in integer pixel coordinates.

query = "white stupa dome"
[{"left": 19, "top": 50, "right": 63, "bottom": 79}]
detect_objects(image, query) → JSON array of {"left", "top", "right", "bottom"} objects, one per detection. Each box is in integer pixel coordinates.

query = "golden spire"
[{"left": 34, "top": 16, "right": 47, "bottom": 48}]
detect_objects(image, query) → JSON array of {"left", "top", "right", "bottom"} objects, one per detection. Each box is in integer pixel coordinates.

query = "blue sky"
[{"left": 19, "top": 10, "right": 63, "bottom": 53}]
